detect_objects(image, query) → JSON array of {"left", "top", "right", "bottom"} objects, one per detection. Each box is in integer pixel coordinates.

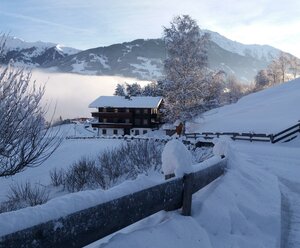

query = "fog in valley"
[{"left": 31, "top": 70, "right": 150, "bottom": 121}]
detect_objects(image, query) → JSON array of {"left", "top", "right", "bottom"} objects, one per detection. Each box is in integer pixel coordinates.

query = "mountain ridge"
[{"left": 0, "top": 32, "right": 296, "bottom": 83}]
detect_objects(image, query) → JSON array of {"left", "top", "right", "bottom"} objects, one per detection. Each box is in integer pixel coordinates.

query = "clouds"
[{"left": 0, "top": 0, "right": 300, "bottom": 57}]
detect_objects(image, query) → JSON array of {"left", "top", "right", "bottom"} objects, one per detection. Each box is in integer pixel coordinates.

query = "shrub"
[
  {"left": 98, "top": 140, "right": 163, "bottom": 188},
  {"left": 0, "top": 181, "right": 49, "bottom": 213},
  {"left": 50, "top": 168, "right": 65, "bottom": 187},
  {"left": 64, "top": 157, "right": 105, "bottom": 192}
]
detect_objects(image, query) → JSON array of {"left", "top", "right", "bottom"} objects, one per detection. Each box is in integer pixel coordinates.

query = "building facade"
[{"left": 89, "top": 96, "right": 163, "bottom": 136}]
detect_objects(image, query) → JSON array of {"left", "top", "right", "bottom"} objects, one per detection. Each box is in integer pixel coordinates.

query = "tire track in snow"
[{"left": 280, "top": 179, "right": 300, "bottom": 248}]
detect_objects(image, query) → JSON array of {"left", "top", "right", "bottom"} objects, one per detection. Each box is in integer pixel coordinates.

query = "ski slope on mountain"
[{"left": 187, "top": 78, "right": 300, "bottom": 134}]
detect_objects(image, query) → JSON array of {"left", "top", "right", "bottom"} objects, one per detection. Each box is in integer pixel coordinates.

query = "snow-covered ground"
[
  {"left": 86, "top": 139, "right": 300, "bottom": 248},
  {"left": 0, "top": 124, "right": 124, "bottom": 203},
  {"left": 187, "top": 78, "right": 300, "bottom": 134},
  {"left": 1, "top": 79, "right": 300, "bottom": 247}
]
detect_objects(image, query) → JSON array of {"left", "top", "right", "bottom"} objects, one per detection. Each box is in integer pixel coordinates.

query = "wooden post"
[{"left": 182, "top": 173, "right": 194, "bottom": 216}]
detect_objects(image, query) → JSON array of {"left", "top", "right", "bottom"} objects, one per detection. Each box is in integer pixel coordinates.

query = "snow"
[
  {"left": 0, "top": 76, "right": 300, "bottom": 247},
  {"left": 212, "top": 136, "right": 232, "bottom": 157},
  {"left": 206, "top": 30, "right": 280, "bottom": 61},
  {"left": 89, "top": 96, "right": 163, "bottom": 109},
  {"left": 187, "top": 78, "right": 300, "bottom": 134},
  {"left": 0, "top": 174, "right": 162, "bottom": 237},
  {"left": 0, "top": 125, "right": 124, "bottom": 203},
  {"left": 2, "top": 35, "right": 80, "bottom": 56},
  {"left": 130, "top": 57, "right": 163, "bottom": 78},
  {"left": 88, "top": 141, "right": 285, "bottom": 248},
  {"left": 161, "top": 140, "right": 193, "bottom": 177}
]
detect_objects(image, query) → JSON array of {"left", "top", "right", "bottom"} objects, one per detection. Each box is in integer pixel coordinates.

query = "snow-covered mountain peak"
[
  {"left": 55, "top": 44, "right": 81, "bottom": 56},
  {"left": 204, "top": 30, "right": 281, "bottom": 62}
]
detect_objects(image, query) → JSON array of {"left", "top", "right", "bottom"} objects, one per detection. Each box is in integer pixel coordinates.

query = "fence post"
[{"left": 182, "top": 173, "right": 194, "bottom": 216}]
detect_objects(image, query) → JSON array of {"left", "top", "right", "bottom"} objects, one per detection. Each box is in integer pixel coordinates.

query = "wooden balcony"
[
  {"left": 91, "top": 123, "right": 133, "bottom": 129},
  {"left": 91, "top": 112, "right": 132, "bottom": 118}
]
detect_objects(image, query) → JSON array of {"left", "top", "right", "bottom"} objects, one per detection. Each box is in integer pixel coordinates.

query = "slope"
[{"left": 187, "top": 78, "right": 300, "bottom": 134}]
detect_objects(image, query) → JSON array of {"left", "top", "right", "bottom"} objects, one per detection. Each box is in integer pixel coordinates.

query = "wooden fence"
[
  {"left": 186, "top": 122, "right": 300, "bottom": 144},
  {"left": 0, "top": 159, "right": 226, "bottom": 248}
]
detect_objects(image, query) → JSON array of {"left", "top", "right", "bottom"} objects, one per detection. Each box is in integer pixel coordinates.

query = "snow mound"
[
  {"left": 212, "top": 136, "right": 232, "bottom": 157},
  {"left": 161, "top": 140, "right": 193, "bottom": 177}
]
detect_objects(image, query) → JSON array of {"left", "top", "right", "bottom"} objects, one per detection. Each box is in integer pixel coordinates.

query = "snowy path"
[
  {"left": 231, "top": 141, "right": 300, "bottom": 248},
  {"left": 280, "top": 179, "right": 300, "bottom": 248}
]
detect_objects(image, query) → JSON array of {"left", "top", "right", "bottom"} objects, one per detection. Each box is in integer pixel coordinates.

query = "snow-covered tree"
[
  {"left": 0, "top": 40, "right": 60, "bottom": 177},
  {"left": 142, "top": 81, "right": 163, "bottom": 97},
  {"left": 255, "top": 69, "right": 271, "bottom": 90},
  {"left": 126, "top": 82, "right": 142, "bottom": 96},
  {"left": 114, "top": 83, "right": 126, "bottom": 96},
  {"left": 223, "top": 75, "right": 243, "bottom": 104},
  {"left": 162, "top": 15, "right": 211, "bottom": 122},
  {"left": 267, "top": 60, "right": 282, "bottom": 85}
]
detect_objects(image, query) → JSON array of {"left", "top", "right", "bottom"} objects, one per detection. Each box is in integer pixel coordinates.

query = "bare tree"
[
  {"left": 289, "top": 56, "right": 300, "bottom": 79},
  {"left": 0, "top": 37, "right": 60, "bottom": 177},
  {"left": 267, "top": 60, "right": 282, "bottom": 85},
  {"left": 277, "top": 52, "right": 291, "bottom": 82}
]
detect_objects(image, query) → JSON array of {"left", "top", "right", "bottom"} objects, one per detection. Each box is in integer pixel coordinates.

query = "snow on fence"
[{"left": 0, "top": 159, "right": 226, "bottom": 248}]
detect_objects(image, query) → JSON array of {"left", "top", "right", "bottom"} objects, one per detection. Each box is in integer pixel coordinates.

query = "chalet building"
[{"left": 89, "top": 96, "right": 163, "bottom": 136}]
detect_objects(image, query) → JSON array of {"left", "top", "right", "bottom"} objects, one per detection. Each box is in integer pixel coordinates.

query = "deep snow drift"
[{"left": 187, "top": 78, "right": 300, "bottom": 134}]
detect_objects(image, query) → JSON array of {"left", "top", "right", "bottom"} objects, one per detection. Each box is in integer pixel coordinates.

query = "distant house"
[{"left": 89, "top": 96, "right": 163, "bottom": 136}]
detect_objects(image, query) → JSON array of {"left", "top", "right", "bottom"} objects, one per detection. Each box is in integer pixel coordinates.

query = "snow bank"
[
  {"left": 161, "top": 140, "right": 193, "bottom": 177},
  {"left": 0, "top": 174, "right": 163, "bottom": 237}
]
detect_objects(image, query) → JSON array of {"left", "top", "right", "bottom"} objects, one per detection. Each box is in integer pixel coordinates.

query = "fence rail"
[{"left": 0, "top": 159, "right": 227, "bottom": 248}]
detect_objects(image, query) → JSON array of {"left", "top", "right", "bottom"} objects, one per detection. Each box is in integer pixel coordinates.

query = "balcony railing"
[{"left": 91, "top": 123, "right": 133, "bottom": 129}]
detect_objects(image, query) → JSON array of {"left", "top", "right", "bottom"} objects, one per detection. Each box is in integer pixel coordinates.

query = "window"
[
  {"left": 126, "top": 108, "right": 130, "bottom": 113},
  {"left": 102, "top": 108, "right": 106, "bottom": 112},
  {"left": 134, "top": 118, "right": 141, "bottom": 125},
  {"left": 103, "top": 118, "right": 107, "bottom": 123},
  {"left": 143, "top": 109, "right": 149, "bottom": 114},
  {"left": 134, "top": 130, "right": 140, "bottom": 135},
  {"left": 151, "top": 108, "right": 157, "bottom": 114},
  {"left": 143, "top": 119, "right": 148, "bottom": 125},
  {"left": 125, "top": 118, "right": 130, "bottom": 123},
  {"left": 102, "top": 129, "right": 107, "bottom": 135},
  {"left": 135, "top": 109, "right": 141, "bottom": 114},
  {"left": 114, "top": 108, "right": 118, "bottom": 113},
  {"left": 143, "top": 130, "right": 147, "bottom": 134},
  {"left": 113, "top": 129, "right": 118, "bottom": 135},
  {"left": 113, "top": 118, "right": 118, "bottom": 123}
]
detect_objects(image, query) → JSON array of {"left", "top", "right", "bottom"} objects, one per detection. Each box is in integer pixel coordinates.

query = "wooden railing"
[
  {"left": 271, "top": 122, "right": 300, "bottom": 143},
  {"left": 0, "top": 159, "right": 226, "bottom": 248}
]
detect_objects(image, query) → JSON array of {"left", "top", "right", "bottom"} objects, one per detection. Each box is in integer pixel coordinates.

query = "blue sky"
[{"left": 1, "top": 0, "right": 300, "bottom": 57}]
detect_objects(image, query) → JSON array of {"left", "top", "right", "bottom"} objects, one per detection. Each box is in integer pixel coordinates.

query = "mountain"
[
  {"left": 0, "top": 36, "right": 80, "bottom": 66},
  {"left": 0, "top": 33, "right": 296, "bottom": 83}
]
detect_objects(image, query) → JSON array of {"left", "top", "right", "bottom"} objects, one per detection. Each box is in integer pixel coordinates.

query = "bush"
[
  {"left": 0, "top": 181, "right": 49, "bottom": 213},
  {"left": 64, "top": 157, "right": 105, "bottom": 192},
  {"left": 98, "top": 140, "right": 163, "bottom": 188},
  {"left": 50, "top": 168, "right": 65, "bottom": 187}
]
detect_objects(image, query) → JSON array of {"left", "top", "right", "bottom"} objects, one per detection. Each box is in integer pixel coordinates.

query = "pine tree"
[{"left": 114, "top": 83, "right": 126, "bottom": 96}]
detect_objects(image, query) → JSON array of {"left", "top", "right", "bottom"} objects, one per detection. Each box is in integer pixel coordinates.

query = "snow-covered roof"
[{"left": 89, "top": 96, "right": 163, "bottom": 109}]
